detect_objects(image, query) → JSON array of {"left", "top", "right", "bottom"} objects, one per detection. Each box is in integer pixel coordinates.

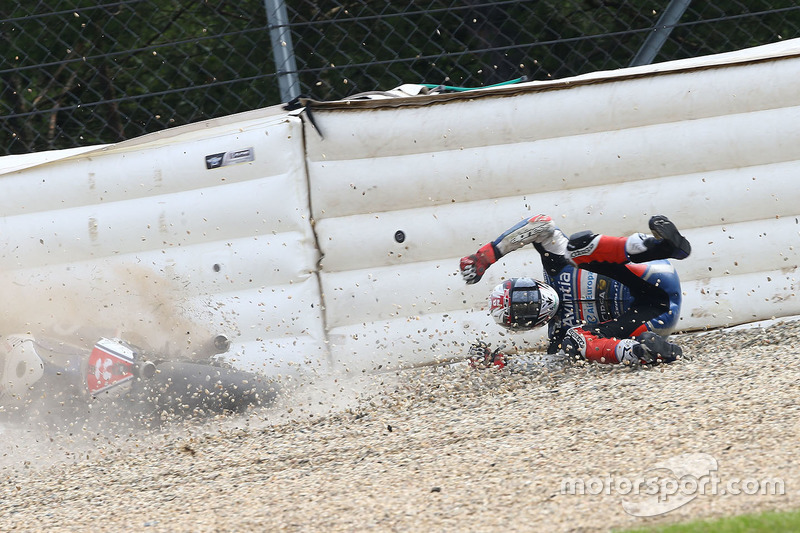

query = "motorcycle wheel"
[{"left": 147, "top": 362, "right": 278, "bottom": 417}]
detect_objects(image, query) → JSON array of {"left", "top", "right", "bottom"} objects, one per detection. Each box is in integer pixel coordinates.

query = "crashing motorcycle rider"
[{"left": 459, "top": 214, "right": 692, "bottom": 367}]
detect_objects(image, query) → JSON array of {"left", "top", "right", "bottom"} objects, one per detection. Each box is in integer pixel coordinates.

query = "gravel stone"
[{"left": 1, "top": 320, "right": 798, "bottom": 532}]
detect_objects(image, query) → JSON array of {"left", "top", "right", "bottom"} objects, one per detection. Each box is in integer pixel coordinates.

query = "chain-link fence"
[{"left": 3, "top": 1, "right": 800, "bottom": 156}]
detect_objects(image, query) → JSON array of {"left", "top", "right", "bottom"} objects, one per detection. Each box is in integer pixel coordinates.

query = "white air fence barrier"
[
  {"left": 0, "top": 111, "right": 326, "bottom": 376},
  {"left": 2, "top": 39, "right": 799, "bottom": 376}
]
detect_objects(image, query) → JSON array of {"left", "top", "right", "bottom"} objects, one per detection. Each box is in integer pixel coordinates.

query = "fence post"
[
  {"left": 264, "top": 0, "right": 300, "bottom": 102},
  {"left": 630, "top": 0, "right": 693, "bottom": 67}
]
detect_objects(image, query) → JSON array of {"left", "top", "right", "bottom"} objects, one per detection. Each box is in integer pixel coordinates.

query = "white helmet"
[{"left": 489, "top": 278, "right": 560, "bottom": 331}]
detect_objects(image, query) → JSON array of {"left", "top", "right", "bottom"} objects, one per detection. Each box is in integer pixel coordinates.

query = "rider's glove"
[
  {"left": 468, "top": 341, "right": 507, "bottom": 369},
  {"left": 459, "top": 243, "right": 498, "bottom": 284}
]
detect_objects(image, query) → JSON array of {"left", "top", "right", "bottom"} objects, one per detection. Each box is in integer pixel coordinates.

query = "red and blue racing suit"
[
  {"left": 535, "top": 240, "right": 682, "bottom": 355},
  {"left": 483, "top": 216, "right": 685, "bottom": 363}
]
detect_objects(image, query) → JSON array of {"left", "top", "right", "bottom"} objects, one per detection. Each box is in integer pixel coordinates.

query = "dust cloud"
[{"left": 0, "top": 263, "right": 224, "bottom": 358}]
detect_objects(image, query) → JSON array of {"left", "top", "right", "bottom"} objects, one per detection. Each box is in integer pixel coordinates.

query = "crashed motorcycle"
[{"left": 0, "top": 333, "right": 278, "bottom": 426}]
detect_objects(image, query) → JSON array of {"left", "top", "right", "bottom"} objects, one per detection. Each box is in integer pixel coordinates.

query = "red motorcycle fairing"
[{"left": 87, "top": 338, "right": 136, "bottom": 395}]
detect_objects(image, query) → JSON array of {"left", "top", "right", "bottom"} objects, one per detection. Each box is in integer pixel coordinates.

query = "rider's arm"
[
  {"left": 493, "top": 214, "right": 568, "bottom": 257},
  {"left": 460, "top": 214, "right": 569, "bottom": 284}
]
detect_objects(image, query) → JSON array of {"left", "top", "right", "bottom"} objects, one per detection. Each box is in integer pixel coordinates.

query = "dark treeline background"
[{"left": 2, "top": 1, "right": 799, "bottom": 155}]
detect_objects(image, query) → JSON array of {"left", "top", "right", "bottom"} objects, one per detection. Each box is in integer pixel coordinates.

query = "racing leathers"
[{"left": 459, "top": 214, "right": 691, "bottom": 365}]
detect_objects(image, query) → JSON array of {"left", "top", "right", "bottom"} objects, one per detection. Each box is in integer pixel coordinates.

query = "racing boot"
[
  {"left": 625, "top": 215, "right": 692, "bottom": 263},
  {"left": 632, "top": 331, "right": 683, "bottom": 364},
  {"left": 648, "top": 215, "right": 691, "bottom": 259}
]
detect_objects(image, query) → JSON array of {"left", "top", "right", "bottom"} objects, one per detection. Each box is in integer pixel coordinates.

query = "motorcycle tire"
[{"left": 147, "top": 362, "right": 278, "bottom": 416}]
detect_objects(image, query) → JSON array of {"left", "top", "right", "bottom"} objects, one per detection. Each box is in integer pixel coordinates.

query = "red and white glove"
[
  {"left": 459, "top": 243, "right": 497, "bottom": 284},
  {"left": 467, "top": 341, "right": 507, "bottom": 369}
]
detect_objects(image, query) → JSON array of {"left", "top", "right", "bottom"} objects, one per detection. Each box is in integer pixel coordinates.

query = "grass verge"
[{"left": 620, "top": 509, "right": 800, "bottom": 532}]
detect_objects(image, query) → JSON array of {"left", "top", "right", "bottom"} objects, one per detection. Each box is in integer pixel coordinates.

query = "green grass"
[{"left": 619, "top": 509, "right": 800, "bottom": 533}]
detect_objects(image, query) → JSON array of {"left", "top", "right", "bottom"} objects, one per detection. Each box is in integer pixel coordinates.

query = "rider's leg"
[
  {"left": 567, "top": 215, "right": 691, "bottom": 266},
  {"left": 558, "top": 325, "right": 683, "bottom": 365},
  {"left": 554, "top": 263, "right": 682, "bottom": 364},
  {"left": 578, "top": 261, "right": 682, "bottom": 344}
]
